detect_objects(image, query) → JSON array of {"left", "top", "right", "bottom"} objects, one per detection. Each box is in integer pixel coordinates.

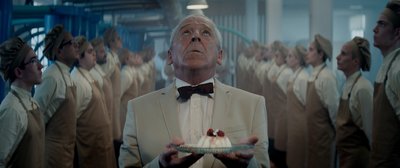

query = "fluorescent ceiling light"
[{"left": 187, "top": 0, "right": 208, "bottom": 10}]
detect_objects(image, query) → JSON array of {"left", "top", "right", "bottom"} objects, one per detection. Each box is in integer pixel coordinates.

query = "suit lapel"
[
  {"left": 211, "top": 80, "right": 231, "bottom": 130},
  {"left": 204, "top": 80, "right": 231, "bottom": 168},
  {"left": 159, "top": 82, "right": 182, "bottom": 139}
]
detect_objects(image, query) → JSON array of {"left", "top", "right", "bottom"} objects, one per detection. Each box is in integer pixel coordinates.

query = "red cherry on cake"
[
  {"left": 217, "top": 130, "right": 225, "bottom": 137},
  {"left": 207, "top": 128, "right": 214, "bottom": 136}
]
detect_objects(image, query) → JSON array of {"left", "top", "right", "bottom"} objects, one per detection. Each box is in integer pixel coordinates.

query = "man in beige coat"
[{"left": 119, "top": 14, "right": 270, "bottom": 168}]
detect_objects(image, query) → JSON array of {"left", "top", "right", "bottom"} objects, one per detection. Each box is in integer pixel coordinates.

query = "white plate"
[{"left": 174, "top": 144, "right": 254, "bottom": 154}]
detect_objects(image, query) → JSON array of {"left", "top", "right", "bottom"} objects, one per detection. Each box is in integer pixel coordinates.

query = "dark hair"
[
  {"left": 0, "top": 37, "right": 28, "bottom": 82},
  {"left": 103, "top": 27, "right": 118, "bottom": 48},
  {"left": 351, "top": 37, "right": 371, "bottom": 71},
  {"left": 43, "top": 24, "right": 64, "bottom": 61}
]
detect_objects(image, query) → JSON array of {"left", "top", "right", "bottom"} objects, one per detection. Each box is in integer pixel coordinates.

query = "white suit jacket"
[{"left": 119, "top": 79, "right": 270, "bottom": 168}]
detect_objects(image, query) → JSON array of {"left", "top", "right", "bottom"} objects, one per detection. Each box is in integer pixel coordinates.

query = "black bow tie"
[{"left": 177, "top": 83, "right": 214, "bottom": 101}]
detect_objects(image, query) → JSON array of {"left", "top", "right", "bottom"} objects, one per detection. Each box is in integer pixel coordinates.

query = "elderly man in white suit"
[{"left": 119, "top": 14, "right": 270, "bottom": 168}]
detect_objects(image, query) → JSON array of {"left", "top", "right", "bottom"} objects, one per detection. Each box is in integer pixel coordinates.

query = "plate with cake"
[{"left": 175, "top": 128, "right": 254, "bottom": 154}]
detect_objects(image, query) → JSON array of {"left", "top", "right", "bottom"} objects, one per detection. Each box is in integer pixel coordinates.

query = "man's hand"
[
  {"left": 159, "top": 138, "right": 203, "bottom": 168},
  {"left": 214, "top": 135, "right": 258, "bottom": 168}
]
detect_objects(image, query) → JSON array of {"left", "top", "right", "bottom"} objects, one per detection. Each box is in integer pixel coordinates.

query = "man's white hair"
[{"left": 169, "top": 14, "right": 222, "bottom": 49}]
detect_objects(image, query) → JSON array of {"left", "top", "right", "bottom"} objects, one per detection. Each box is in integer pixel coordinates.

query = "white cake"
[{"left": 196, "top": 129, "right": 232, "bottom": 148}]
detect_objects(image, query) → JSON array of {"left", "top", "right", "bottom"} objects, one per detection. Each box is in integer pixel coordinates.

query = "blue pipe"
[{"left": 0, "top": 0, "right": 12, "bottom": 102}]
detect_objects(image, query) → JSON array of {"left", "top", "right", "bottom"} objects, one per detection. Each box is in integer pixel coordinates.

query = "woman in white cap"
[
  {"left": 34, "top": 24, "right": 79, "bottom": 168},
  {"left": 336, "top": 37, "right": 373, "bottom": 168},
  {"left": 304, "top": 34, "right": 339, "bottom": 168},
  {"left": 286, "top": 44, "right": 309, "bottom": 168},
  {"left": 0, "top": 37, "right": 44, "bottom": 167},
  {"left": 71, "top": 36, "right": 116, "bottom": 168}
]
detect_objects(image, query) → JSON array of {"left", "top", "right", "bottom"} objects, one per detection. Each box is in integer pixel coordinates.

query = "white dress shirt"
[
  {"left": 375, "top": 48, "right": 400, "bottom": 121},
  {"left": 34, "top": 61, "right": 74, "bottom": 124},
  {"left": 0, "top": 85, "right": 39, "bottom": 166},
  {"left": 176, "top": 78, "right": 214, "bottom": 168},
  {"left": 71, "top": 67, "right": 94, "bottom": 118},
  {"left": 288, "top": 67, "right": 309, "bottom": 105},
  {"left": 341, "top": 71, "right": 373, "bottom": 141},
  {"left": 308, "top": 63, "right": 340, "bottom": 126}
]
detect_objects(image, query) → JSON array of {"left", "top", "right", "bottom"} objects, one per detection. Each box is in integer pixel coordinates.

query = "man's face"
[
  {"left": 336, "top": 42, "right": 358, "bottom": 73},
  {"left": 286, "top": 50, "right": 299, "bottom": 69},
  {"left": 275, "top": 51, "right": 285, "bottom": 66},
  {"left": 167, "top": 17, "right": 223, "bottom": 73},
  {"left": 95, "top": 44, "right": 107, "bottom": 64},
  {"left": 373, "top": 14, "right": 399, "bottom": 50},
  {"left": 132, "top": 53, "right": 143, "bottom": 67},
  {"left": 305, "top": 42, "right": 322, "bottom": 67},
  {"left": 265, "top": 46, "right": 274, "bottom": 61},
  {"left": 59, "top": 33, "right": 79, "bottom": 66},
  {"left": 20, "top": 49, "right": 43, "bottom": 85},
  {"left": 112, "top": 35, "right": 123, "bottom": 50},
  {"left": 80, "top": 44, "right": 96, "bottom": 69}
]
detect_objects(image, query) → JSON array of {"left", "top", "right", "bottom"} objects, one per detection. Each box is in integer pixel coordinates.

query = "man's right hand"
[{"left": 159, "top": 138, "right": 203, "bottom": 168}]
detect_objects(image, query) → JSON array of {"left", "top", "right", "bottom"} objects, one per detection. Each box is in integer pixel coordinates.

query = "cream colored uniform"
[
  {"left": 286, "top": 67, "right": 308, "bottom": 168},
  {"left": 307, "top": 63, "right": 339, "bottom": 125},
  {"left": 90, "top": 64, "right": 114, "bottom": 121},
  {"left": 34, "top": 61, "right": 77, "bottom": 168},
  {"left": 0, "top": 86, "right": 44, "bottom": 167},
  {"left": 120, "top": 66, "right": 141, "bottom": 134},
  {"left": 336, "top": 71, "right": 372, "bottom": 168},
  {"left": 271, "top": 64, "right": 292, "bottom": 151},
  {"left": 249, "top": 59, "right": 264, "bottom": 95},
  {"left": 255, "top": 61, "right": 271, "bottom": 86},
  {"left": 305, "top": 63, "right": 339, "bottom": 168},
  {"left": 265, "top": 61, "right": 279, "bottom": 138},
  {"left": 138, "top": 60, "right": 155, "bottom": 96},
  {"left": 338, "top": 71, "right": 373, "bottom": 140},
  {"left": 71, "top": 67, "right": 116, "bottom": 168},
  {"left": 101, "top": 51, "right": 122, "bottom": 140},
  {"left": 370, "top": 48, "right": 400, "bottom": 167},
  {"left": 374, "top": 48, "right": 400, "bottom": 122}
]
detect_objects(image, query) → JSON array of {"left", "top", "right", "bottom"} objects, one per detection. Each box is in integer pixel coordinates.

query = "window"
[{"left": 349, "top": 14, "right": 366, "bottom": 38}]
